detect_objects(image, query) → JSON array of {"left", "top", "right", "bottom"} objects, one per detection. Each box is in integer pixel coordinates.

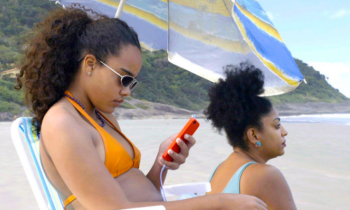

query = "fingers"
[
  {"left": 249, "top": 196, "right": 267, "bottom": 210},
  {"left": 177, "top": 138, "right": 189, "bottom": 158},
  {"left": 183, "top": 134, "right": 196, "bottom": 149},
  {"left": 257, "top": 197, "right": 267, "bottom": 209},
  {"left": 160, "top": 134, "right": 197, "bottom": 170},
  {"left": 160, "top": 155, "right": 180, "bottom": 170}
]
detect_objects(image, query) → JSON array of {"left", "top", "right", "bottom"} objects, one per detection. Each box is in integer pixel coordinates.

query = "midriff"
[{"left": 69, "top": 168, "right": 163, "bottom": 210}]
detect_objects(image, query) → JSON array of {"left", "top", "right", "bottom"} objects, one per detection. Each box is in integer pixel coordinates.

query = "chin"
[
  {"left": 279, "top": 149, "right": 285, "bottom": 156},
  {"left": 105, "top": 108, "right": 116, "bottom": 114},
  {"left": 99, "top": 106, "right": 115, "bottom": 114}
]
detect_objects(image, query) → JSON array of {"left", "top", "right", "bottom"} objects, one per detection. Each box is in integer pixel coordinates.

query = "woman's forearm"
[
  {"left": 146, "top": 157, "right": 167, "bottom": 190},
  {"left": 124, "top": 193, "right": 225, "bottom": 210}
]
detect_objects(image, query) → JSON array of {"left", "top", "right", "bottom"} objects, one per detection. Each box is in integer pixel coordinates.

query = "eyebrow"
[
  {"left": 120, "top": 68, "right": 135, "bottom": 77},
  {"left": 274, "top": 118, "right": 281, "bottom": 122}
]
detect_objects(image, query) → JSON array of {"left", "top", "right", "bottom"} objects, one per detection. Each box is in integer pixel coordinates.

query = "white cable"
[{"left": 160, "top": 165, "right": 167, "bottom": 201}]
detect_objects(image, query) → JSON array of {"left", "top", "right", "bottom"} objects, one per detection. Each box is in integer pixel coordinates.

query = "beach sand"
[{"left": 1, "top": 119, "right": 349, "bottom": 209}]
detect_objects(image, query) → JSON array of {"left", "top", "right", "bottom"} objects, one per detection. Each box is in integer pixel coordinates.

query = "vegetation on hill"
[
  {"left": 0, "top": 0, "right": 348, "bottom": 116},
  {"left": 0, "top": 0, "right": 59, "bottom": 71},
  {"left": 132, "top": 52, "right": 348, "bottom": 110},
  {"left": 269, "top": 59, "right": 348, "bottom": 104},
  {"left": 132, "top": 50, "right": 212, "bottom": 111}
]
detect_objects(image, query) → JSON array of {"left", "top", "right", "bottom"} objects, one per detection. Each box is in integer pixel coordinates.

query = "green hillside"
[
  {"left": 269, "top": 59, "right": 348, "bottom": 104},
  {"left": 0, "top": 0, "right": 59, "bottom": 71},
  {"left": 132, "top": 52, "right": 348, "bottom": 110},
  {"left": 0, "top": 0, "right": 348, "bottom": 116},
  {"left": 132, "top": 50, "right": 212, "bottom": 111}
]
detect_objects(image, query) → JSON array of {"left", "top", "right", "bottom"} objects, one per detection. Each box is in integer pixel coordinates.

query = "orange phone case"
[{"left": 162, "top": 117, "right": 200, "bottom": 162}]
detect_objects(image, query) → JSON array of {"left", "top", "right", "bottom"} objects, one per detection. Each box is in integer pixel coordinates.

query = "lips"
[
  {"left": 113, "top": 99, "right": 124, "bottom": 107},
  {"left": 282, "top": 140, "right": 286, "bottom": 147}
]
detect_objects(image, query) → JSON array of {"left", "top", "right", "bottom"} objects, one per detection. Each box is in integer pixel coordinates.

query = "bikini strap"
[
  {"left": 63, "top": 194, "right": 76, "bottom": 209},
  {"left": 64, "top": 90, "right": 104, "bottom": 133}
]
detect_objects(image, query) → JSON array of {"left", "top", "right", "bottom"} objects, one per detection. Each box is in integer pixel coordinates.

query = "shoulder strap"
[
  {"left": 208, "top": 162, "right": 222, "bottom": 182},
  {"left": 64, "top": 90, "right": 104, "bottom": 133},
  {"left": 223, "top": 161, "right": 256, "bottom": 194}
]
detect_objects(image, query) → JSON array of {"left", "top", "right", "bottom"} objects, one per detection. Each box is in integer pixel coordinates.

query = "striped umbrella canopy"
[{"left": 55, "top": 0, "right": 305, "bottom": 96}]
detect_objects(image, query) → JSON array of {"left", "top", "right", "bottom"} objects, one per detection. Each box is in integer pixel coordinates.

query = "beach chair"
[{"left": 11, "top": 117, "right": 211, "bottom": 210}]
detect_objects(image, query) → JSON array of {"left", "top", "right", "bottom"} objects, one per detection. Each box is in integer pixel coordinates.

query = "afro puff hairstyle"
[{"left": 204, "top": 62, "right": 273, "bottom": 151}]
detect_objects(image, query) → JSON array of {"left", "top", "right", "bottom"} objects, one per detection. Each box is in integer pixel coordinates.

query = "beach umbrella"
[{"left": 55, "top": 0, "right": 305, "bottom": 96}]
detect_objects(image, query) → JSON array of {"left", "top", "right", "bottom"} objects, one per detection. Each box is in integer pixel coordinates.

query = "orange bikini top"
[{"left": 63, "top": 91, "right": 141, "bottom": 208}]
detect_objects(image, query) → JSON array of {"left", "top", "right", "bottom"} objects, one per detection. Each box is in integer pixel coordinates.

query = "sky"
[{"left": 259, "top": 0, "right": 350, "bottom": 98}]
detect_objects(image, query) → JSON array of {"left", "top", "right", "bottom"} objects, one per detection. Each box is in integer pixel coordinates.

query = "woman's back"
[
  {"left": 208, "top": 153, "right": 256, "bottom": 194},
  {"left": 209, "top": 152, "right": 296, "bottom": 210}
]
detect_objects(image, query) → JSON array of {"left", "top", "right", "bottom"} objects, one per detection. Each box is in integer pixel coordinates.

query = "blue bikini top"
[{"left": 208, "top": 161, "right": 256, "bottom": 194}]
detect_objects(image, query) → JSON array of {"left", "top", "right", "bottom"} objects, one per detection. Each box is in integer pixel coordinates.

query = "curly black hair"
[
  {"left": 15, "top": 5, "right": 141, "bottom": 134},
  {"left": 204, "top": 62, "right": 273, "bottom": 151}
]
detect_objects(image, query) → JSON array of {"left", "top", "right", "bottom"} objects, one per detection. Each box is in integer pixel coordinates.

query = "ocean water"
[{"left": 281, "top": 113, "right": 350, "bottom": 125}]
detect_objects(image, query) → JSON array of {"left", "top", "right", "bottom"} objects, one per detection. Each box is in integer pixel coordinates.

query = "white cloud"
[
  {"left": 330, "top": 9, "right": 348, "bottom": 19},
  {"left": 308, "top": 62, "right": 350, "bottom": 98},
  {"left": 266, "top": 11, "right": 274, "bottom": 21}
]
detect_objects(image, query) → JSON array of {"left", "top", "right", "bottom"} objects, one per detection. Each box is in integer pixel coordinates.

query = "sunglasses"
[
  {"left": 78, "top": 56, "right": 138, "bottom": 90},
  {"left": 98, "top": 60, "right": 138, "bottom": 91}
]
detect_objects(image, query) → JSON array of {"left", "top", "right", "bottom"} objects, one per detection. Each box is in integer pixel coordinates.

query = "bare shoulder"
[
  {"left": 241, "top": 163, "right": 287, "bottom": 192},
  {"left": 42, "top": 100, "right": 85, "bottom": 137},
  {"left": 241, "top": 163, "right": 296, "bottom": 210},
  {"left": 247, "top": 163, "right": 284, "bottom": 181},
  {"left": 41, "top": 99, "right": 94, "bottom": 155}
]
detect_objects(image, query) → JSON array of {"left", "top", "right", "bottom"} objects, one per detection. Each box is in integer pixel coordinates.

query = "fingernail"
[
  {"left": 184, "top": 134, "right": 189, "bottom": 139},
  {"left": 168, "top": 149, "right": 173, "bottom": 155},
  {"left": 176, "top": 138, "right": 181, "bottom": 144}
]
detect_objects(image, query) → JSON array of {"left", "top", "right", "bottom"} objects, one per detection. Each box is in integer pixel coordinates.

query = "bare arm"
[
  {"left": 42, "top": 110, "right": 267, "bottom": 210},
  {"left": 241, "top": 164, "right": 297, "bottom": 210}
]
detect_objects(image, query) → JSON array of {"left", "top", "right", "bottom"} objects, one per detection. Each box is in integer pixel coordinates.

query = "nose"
[
  {"left": 120, "top": 85, "right": 131, "bottom": 97},
  {"left": 281, "top": 124, "right": 288, "bottom": 137}
]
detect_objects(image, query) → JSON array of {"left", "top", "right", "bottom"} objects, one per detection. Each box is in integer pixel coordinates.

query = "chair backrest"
[{"left": 11, "top": 117, "right": 64, "bottom": 210}]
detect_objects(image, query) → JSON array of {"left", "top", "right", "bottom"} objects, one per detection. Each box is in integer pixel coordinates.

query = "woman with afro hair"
[
  {"left": 16, "top": 6, "right": 268, "bottom": 210},
  {"left": 205, "top": 62, "right": 297, "bottom": 210}
]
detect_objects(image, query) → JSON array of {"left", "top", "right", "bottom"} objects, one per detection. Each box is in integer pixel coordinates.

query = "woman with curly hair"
[
  {"left": 205, "top": 63, "right": 297, "bottom": 210},
  {"left": 16, "top": 6, "right": 267, "bottom": 210}
]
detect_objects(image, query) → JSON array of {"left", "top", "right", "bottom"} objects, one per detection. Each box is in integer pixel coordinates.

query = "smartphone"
[{"left": 162, "top": 117, "right": 200, "bottom": 162}]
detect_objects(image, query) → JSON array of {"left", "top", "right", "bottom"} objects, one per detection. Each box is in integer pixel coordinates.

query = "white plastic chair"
[{"left": 11, "top": 117, "right": 211, "bottom": 210}]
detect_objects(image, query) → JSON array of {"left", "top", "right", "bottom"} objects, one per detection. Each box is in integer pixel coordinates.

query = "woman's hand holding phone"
[
  {"left": 157, "top": 117, "right": 199, "bottom": 170},
  {"left": 156, "top": 133, "right": 195, "bottom": 170}
]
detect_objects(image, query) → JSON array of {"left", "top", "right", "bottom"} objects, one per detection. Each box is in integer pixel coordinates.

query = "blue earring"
[{"left": 255, "top": 141, "right": 262, "bottom": 148}]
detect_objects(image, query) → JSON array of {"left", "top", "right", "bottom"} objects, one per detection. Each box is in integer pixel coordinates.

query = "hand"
[
  {"left": 222, "top": 194, "right": 268, "bottom": 210},
  {"left": 157, "top": 133, "right": 196, "bottom": 170}
]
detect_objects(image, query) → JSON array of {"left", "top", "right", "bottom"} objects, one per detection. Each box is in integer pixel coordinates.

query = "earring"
[
  {"left": 255, "top": 141, "right": 262, "bottom": 148},
  {"left": 88, "top": 71, "right": 92, "bottom": 76}
]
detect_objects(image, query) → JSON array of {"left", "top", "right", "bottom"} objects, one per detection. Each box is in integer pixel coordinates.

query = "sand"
[{"left": 1, "top": 119, "right": 349, "bottom": 210}]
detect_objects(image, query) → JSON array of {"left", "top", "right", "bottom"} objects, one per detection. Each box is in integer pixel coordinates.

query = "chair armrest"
[{"left": 163, "top": 182, "right": 211, "bottom": 197}]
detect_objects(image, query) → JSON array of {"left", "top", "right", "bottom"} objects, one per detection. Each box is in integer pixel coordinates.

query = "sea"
[{"left": 281, "top": 113, "right": 350, "bottom": 125}]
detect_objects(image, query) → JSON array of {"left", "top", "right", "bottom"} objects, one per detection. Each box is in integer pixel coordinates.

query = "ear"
[
  {"left": 82, "top": 54, "right": 98, "bottom": 75},
  {"left": 246, "top": 127, "right": 259, "bottom": 145}
]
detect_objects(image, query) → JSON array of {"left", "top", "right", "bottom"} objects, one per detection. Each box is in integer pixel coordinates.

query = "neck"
[
  {"left": 233, "top": 147, "right": 269, "bottom": 164},
  {"left": 66, "top": 88, "right": 95, "bottom": 117}
]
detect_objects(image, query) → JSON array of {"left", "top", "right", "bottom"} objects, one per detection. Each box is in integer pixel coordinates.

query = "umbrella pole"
[{"left": 115, "top": 0, "right": 127, "bottom": 18}]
